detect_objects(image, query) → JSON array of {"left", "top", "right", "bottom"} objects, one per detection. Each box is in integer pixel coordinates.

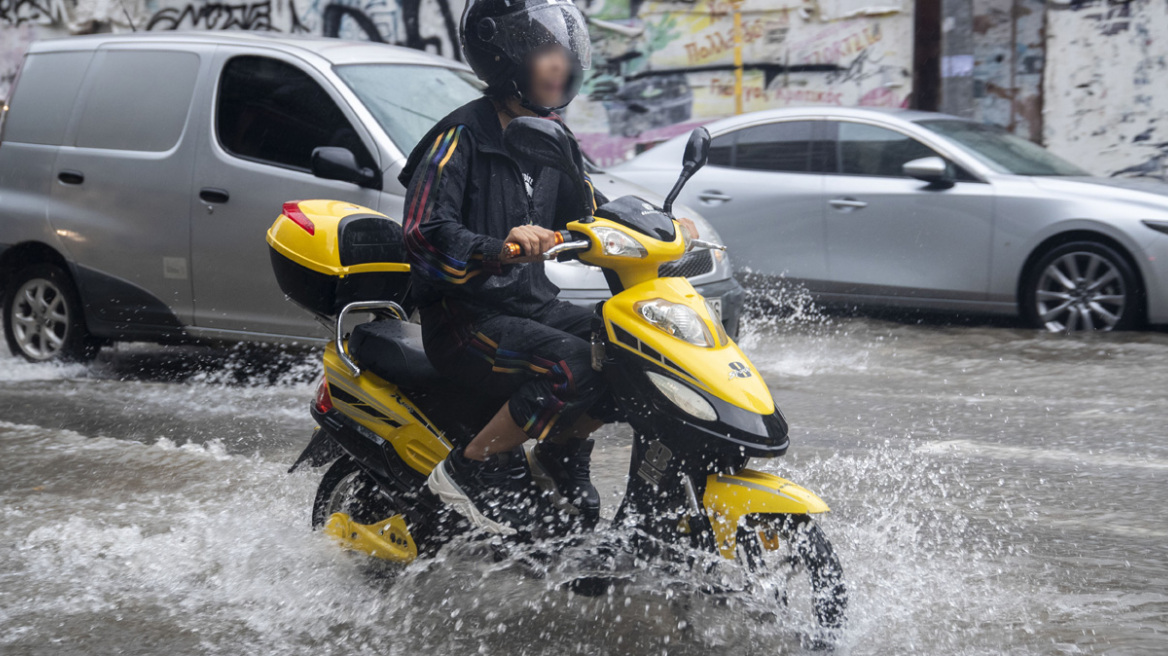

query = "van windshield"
[{"left": 335, "top": 64, "right": 483, "bottom": 155}]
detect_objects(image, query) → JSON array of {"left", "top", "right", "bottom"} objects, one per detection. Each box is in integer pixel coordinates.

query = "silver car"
[
  {"left": 0, "top": 32, "right": 741, "bottom": 362},
  {"left": 613, "top": 107, "right": 1168, "bottom": 331}
]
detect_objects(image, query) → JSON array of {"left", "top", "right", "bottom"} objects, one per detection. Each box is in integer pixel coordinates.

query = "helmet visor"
[{"left": 488, "top": 2, "right": 592, "bottom": 71}]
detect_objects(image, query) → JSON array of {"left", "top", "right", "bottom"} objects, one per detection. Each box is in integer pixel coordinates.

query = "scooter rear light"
[
  {"left": 314, "top": 378, "right": 333, "bottom": 413},
  {"left": 283, "top": 201, "right": 315, "bottom": 235}
]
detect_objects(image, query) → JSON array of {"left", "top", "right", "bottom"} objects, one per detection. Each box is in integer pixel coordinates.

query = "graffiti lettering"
[
  {"left": 771, "top": 87, "right": 844, "bottom": 105},
  {"left": 0, "top": 0, "right": 72, "bottom": 26},
  {"left": 803, "top": 24, "right": 882, "bottom": 65},
  {"left": 146, "top": 0, "right": 307, "bottom": 31},
  {"left": 682, "top": 19, "right": 765, "bottom": 66},
  {"left": 825, "top": 47, "right": 885, "bottom": 85},
  {"left": 708, "top": 76, "right": 772, "bottom": 103}
]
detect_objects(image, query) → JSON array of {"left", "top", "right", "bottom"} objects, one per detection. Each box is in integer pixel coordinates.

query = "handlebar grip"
[{"left": 503, "top": 231, "right": 568, "bottom": 258}]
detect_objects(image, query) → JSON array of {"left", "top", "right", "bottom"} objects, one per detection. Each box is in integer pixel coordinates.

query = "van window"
[
  {"left": 216, "top": 56, "right": 375, "bottom": 172},
  {"left": 75, "top": 50, "right": 200, "bottom": 152},
  {"left": 3, "top": 52, "right": 92, "bottom": 146}
]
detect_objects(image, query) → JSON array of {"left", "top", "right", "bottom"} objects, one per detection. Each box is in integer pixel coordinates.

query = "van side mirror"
[
  {"left": 903, "top": 156, "right": 954, "bottom": 187},
  {"left": 311, "top": 147, "right": 380, "bottom": 189},
  {"left": 663, "top": 127, "right": 710, "bottom": 215}
]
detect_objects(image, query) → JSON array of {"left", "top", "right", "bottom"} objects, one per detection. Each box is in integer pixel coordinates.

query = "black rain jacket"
[{"left": 397, "top": 97, "right": 602, "bottom": 319}]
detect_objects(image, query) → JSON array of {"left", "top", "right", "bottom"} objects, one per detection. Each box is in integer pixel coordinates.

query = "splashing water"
[{"left": 2, "top": 305, "right": 1166, "bottom": 655}]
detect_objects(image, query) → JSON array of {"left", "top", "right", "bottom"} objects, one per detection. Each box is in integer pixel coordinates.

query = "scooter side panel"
[
  {"left": 323, "top": 344, "right": 451, "bottom": 476},
  {"left": 602, "top": 276, "right": 775, "bottom": 415},
  {"left": 703, "top": 469, "right": 830, "bottom": 559}
]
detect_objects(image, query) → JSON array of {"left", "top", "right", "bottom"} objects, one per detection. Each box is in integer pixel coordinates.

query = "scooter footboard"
[{"left": 703, "top": 469, "right": 829, "bottom": 559}]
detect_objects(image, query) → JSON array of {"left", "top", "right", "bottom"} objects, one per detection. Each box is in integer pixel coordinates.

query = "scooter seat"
[{"left": 348, "top": 320, "right": 444, "bottom": 389}]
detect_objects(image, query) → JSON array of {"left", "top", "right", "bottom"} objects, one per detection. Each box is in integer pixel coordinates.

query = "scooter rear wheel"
[{"left": 311, "top": 456, "right": 400, "bottom": 529}]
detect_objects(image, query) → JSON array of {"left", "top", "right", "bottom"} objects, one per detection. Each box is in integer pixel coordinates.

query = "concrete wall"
[
  {"left": 1044, "top": 0, "right": 1168, "bottom": 178},
  {"left": 0, "top": 0, "right": 915, "bottom": 164}
]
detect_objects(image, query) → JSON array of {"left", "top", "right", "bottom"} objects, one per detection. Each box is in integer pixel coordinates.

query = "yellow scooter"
[{"left": 267, "top": 119, "right": 846, "bottom": 635}]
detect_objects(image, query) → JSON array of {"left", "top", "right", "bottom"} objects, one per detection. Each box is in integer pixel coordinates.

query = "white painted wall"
[{"left": 1044, "top": 0, "right": 1168, "bottom": 177}]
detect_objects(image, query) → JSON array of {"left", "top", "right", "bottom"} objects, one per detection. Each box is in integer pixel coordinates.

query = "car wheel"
[
  {"left": 1021, "top": 241, "right": 1142, "bottom": 332},
  {"left": 3, "top": 264, "right": 98, "bottom": 362}
]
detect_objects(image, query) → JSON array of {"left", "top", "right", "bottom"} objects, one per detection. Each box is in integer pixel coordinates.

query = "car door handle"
[
  {"left": 698, "top": 190, "right": 733, "bottom": 203},
  {"left": 829, "top": 198, "right": 868, "bottom": 210},
  {"left": 57, "top": 170, "right": 84, "bottom": 185},
  {"left": 199, "top": 188, "right": 230, "bottom": 204}
]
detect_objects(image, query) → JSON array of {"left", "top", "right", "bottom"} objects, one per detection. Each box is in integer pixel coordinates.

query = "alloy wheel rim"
[
  {"left": 11, "top": 278, "right": 70, "bottom": 360},
  {"left": 1035, "top": 251, "right": 1126, "bottom": 332}
]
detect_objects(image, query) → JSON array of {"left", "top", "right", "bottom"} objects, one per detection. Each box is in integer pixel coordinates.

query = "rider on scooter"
[{"left": 398, "top": 0, "right": 696, "bottom": 534}]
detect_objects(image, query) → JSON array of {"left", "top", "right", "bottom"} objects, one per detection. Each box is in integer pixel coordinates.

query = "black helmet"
[{"left": 461, "top": 0, "right": 591, "bottom": 114}]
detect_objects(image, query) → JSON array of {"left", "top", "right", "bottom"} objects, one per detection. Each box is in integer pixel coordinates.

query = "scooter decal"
[
  {"left": 327, "top": 384, "right": 403, "bottom": 427},
  {"left": 728, "top": 361, "right": 752, "bottom": 380},
  {"left": 636, "top": 440, "right": 673, "bottom": 488}
]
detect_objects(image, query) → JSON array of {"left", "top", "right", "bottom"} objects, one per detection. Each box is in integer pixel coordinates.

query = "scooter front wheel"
[{"left": 739, "top": 515, "right": 847, "bottom": 643}]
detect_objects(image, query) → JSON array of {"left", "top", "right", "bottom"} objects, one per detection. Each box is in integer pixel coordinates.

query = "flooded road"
[{"left": 2, "top": 315, "right": 1166, "bottom": 655}]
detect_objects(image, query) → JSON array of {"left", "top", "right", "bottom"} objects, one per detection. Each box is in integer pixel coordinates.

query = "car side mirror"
[
  {"left": 312, "top": 147, "right": 379, "bottom": 189},
  {"left": 663, "top": 127, "right": 711, "bottom": 215},
  {"left": 904, "top": 156, "right": 954, "bottom": 187}
]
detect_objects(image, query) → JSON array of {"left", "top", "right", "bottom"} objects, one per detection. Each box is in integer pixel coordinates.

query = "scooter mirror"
[
  {"left": 681, "top": 127, "right": 711, "bottom": 172},
  {"left": 503, "top": 116, "right": 576, "bottom": 174},
  {"left": 504, "top": 116, "right": 593, "bottom": 219},
  {"left": 663, "top": 127, "right": 711, "bottom": 216}
]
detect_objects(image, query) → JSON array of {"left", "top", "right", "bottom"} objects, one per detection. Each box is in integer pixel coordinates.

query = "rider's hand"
[
  {"left": 678, "top": 217, "right": 700, "bottom": 241},
  {"left": 502, "top": 225, "right": 559, "bottom": 263}
]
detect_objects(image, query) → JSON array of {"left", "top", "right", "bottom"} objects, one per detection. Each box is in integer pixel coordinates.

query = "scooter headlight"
[
  {"left": 593, "top": 227, "right": 647, "bottom": 258},
  {"left": 646, "top": 371, "right": 717, "bottom": 421},
  {"left": 637, "top": 298, "right": 715, "bottom": 347}
]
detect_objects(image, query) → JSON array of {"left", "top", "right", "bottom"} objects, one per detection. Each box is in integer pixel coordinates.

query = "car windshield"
[
  {"left": 918, "top": 119, "right": 1089, "bottom": 176},
  {"left": 335, "top": 64, "right": 483, "bottom": 155}
]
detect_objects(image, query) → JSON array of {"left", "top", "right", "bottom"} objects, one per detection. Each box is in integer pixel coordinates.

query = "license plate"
[{"left": 707, "top": 297, "right": 723, "bottom": 321}]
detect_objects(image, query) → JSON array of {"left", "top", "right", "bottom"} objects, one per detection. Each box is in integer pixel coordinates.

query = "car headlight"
[
  {"left": 637, "top": 298, "right": 715, "bottom": 347},
  {"left": 593, "top": 226, "right": 647, "bottom": 258},
  {"left": 646, "top": 371, "right": 717, "bottom": 421}
]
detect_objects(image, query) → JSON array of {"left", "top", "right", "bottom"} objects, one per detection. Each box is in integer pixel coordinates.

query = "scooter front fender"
[{"left": 703, "top": 469, "right": 830, "bottom": 559}]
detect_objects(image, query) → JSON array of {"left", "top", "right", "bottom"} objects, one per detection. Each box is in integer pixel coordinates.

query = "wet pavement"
[{"left": 1, "top": 312, "right": 1166, "bottom": 655}]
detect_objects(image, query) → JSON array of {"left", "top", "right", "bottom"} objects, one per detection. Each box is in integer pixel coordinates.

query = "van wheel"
[{"left": 3, "top": 264, "right": 98, "bottom": 362}]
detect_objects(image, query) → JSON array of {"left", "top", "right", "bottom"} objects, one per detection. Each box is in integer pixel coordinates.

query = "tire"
[
  {"left": 1021, "top": 241, "right": 1143, "bottom": 332},
  {"left": 740, "top": 515, "right": 848, "bottom": 641},
  {"left": 3, "top": 264, "right": 99, "bottom": 362},
  {"left": 311, "top": 456, "right": 400, "bottom": 529}
]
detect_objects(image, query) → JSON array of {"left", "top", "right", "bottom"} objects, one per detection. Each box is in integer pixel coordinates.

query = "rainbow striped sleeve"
[{"left": 403, "top": 126, "right": 493, "bottom": 284}]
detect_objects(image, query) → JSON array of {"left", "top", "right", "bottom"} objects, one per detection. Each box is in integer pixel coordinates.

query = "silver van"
[{"left": 0, "top": 32, "right": 743, "bottom": 362}]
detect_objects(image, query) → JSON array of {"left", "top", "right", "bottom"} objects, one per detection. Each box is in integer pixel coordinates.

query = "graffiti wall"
[
  {"left": 1044, "top": 0, "right": 1168, "bottom": 178},
  {"left": 562, "top": 0, "right": 915, "bottom": 163},
  {"left": 0, "top": 0, "right": 914, "bottom": 164},
  {"left": 968, "top": 0, "right": 1045, "bottom": 143}
]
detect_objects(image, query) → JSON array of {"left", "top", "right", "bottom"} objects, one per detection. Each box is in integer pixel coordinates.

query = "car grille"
[{"left": 659, "top": 249, "right": 714, "bottom": 278}]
